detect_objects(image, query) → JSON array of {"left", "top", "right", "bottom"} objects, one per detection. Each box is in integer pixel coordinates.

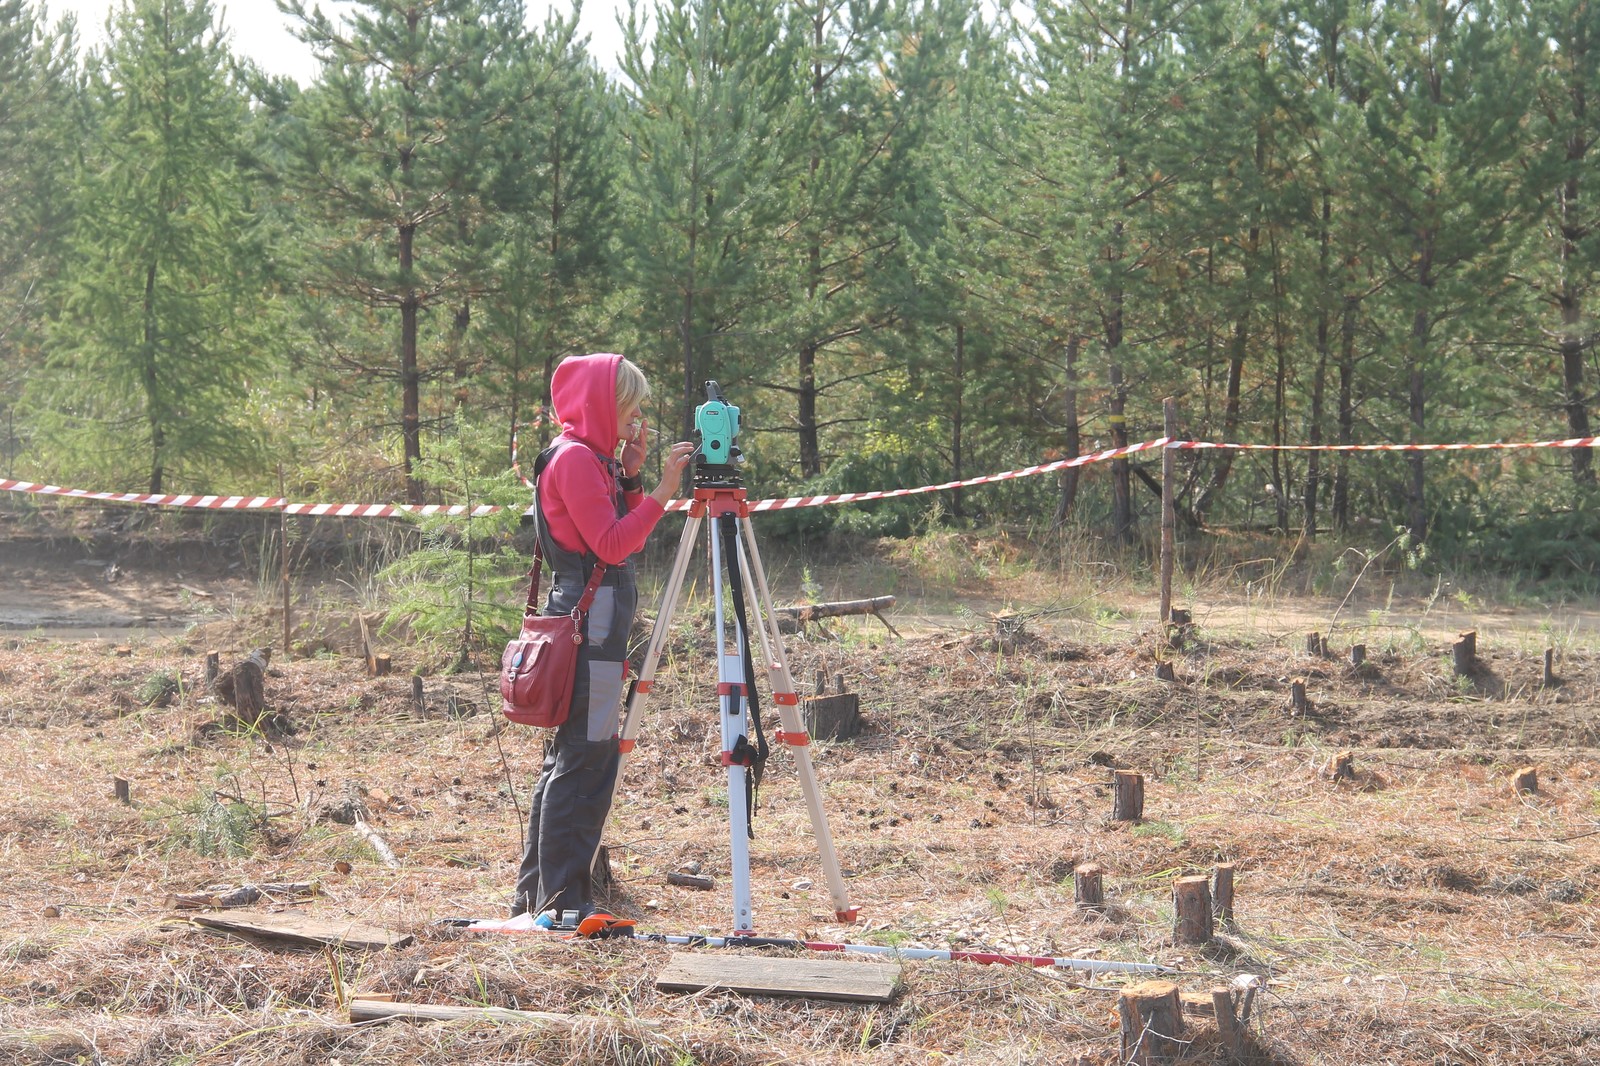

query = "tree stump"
[
  {"left": 1329, "top": 750, "right": 1355, "bottom": 782},
  {"left": 1074, "top": 863, "right": 1104, "bottom": 909},
  {"left": 1512, "top": 767, "right": 1538, "bottom": 795},
  {"left": 804, "top": 675, "right": 862, "bottom": 741},
  {"left": 1155, "top": 660, "right": 1176, "bottom": 682},
  {"left": 1452, "top": 629, "right": 1477, "bottom": 676},
  {"left": 1173, "top": 875, "right": 1214, "bottom": 945},
  {"left": 205, "top": 650, "right": 220, "bottom": 685},
  {"left": 1290, "top": 677, "right": 1309, "bottom": 716},
  {"left": 411, "top": 675, "right": 426, "bottom": 718},
  {"left": 1112, "top": 770, "right": 1145, "bottom": 822},
  {"left": 1349, "top": 644, "right": 1366, "bottom": 668},
  {"left": 1167, "top": 607, "right": 1192, "bottom": 649},
  {"left": 1212, "top": 986, "right": 1245, "bottom": 1059},
  {"left": 113, "top": 777, "right": 131, "bottom": 805},
  {"left": 372, "top": 654, "right": 392, "bottom": 677},
  {"left": 1305, "top": 631, "right": 1327, "bottom": 657},
  {"left": 1118, "top": 980, "right": 1185, "bottom": 1065},
  {"left": 1543, "top": 648, "right": 1556, "bottom": 688},
  {"left": 1212, "top": 862, "right": 1235, "bottom": 924},
  {"left": 213, "top": 648, "right": 271, "bottom": 728}
]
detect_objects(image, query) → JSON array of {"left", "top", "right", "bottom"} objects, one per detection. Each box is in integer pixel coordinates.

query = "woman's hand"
[
  {"left": 650, "top": 441, "right": 697, "bottom": 508},
  {"left": 620, "top": 416, "right": 648, "bottom": 477}
]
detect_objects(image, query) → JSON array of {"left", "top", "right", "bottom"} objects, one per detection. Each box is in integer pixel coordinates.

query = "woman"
[{"left": 514, "top": 353, "right": 695, "bottom": 927}]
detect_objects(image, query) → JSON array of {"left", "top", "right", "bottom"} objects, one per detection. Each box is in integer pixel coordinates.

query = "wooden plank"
[
  {"left": 656, "top": 952, "right": 899, "bottom": 1002},
  {"left": 170, "top": 909, "right": 413, "bottom": 950}
]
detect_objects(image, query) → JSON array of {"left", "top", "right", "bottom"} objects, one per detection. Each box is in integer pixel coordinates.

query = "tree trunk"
[
  {"left": 1053, "top": 334, "right": 1082, "bottom": 529},
  {"left": 399, "top": 222, "right": 423, "bottom": 505},
  {"left": 1333, "top": 295, "right": 1357, "bottom": 531},
  {"left": 1109, "top": 360, "right": 1132, "bottom": 544},
  {"left": 1406, "top": 302, "right": 1430, "bottom": 541},
  {"left": 143, "top": 260, "right": 165, "bottom": 495},
  {"left": 951, "top": 322, "right": 965, "bottom": 518}
]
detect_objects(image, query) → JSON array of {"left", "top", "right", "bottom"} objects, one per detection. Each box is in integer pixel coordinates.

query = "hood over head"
[{"left": 551, "top": 353, "right": 622, "bottom": 451}]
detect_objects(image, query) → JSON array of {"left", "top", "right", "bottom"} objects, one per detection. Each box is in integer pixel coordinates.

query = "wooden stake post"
[{"left": 1112, "top": 770, "right": 1145, "bottom": 821}]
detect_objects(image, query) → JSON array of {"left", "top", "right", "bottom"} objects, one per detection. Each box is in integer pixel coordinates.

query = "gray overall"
[{"left": 514, "top": 443, "right": 638, "bottom": 917}]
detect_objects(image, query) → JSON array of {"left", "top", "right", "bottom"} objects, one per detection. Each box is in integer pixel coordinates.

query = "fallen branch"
[
  {"left": 168, "top": 882, "right": 320, "bottom": 910},
  {"left": 776, "top": 596, "right": 899, "bottom": 636},
  {"left": 349, "top": 998, "right": 663, "bottom": 1033},
  {"left": 354, "top": 815, "right": 401, "bottom": 867}
]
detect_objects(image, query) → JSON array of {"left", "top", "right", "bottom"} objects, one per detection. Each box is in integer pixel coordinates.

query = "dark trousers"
[{"left": 514, "top": 581, "right": 633, "bottom": 916}]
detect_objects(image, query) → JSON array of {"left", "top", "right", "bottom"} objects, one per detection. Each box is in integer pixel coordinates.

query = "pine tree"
[
  {"left": 0, "top": 1, "right": 81, "bottom": 475},
  {"left": 1337, "top": 0, "right": 1536, "bottom": 539},
  {"left": 35, "top": 0, "right": 265, "bottom": 493},
  {"left": 272, "top": 0, "right": 533, "bottom": 504},
  {"left": 1527, "top": 0, "right": 1600, "bottom": 492},
  {"left": 616, "top": 0, "right": 799, "bottom": 440}
]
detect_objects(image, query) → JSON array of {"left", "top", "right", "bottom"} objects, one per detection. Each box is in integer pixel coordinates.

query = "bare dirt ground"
[{"left": 2, "top": 519, "right": 1598, "bottom": 1065}]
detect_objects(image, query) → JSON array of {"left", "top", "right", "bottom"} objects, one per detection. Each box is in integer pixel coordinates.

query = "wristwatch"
[{"left": 619, "top": 473, "right": 642, "bottom": 493}]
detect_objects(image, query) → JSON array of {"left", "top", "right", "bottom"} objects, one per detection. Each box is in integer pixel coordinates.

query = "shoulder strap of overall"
[{"left": 523, "top": 441, "right": 608, "bottom": 617}]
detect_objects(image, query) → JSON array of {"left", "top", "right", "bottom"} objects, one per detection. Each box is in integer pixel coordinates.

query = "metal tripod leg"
[
  {"left": 596, "top": 488, "right": 857, "bottom": 932},
  {"left": 710, "top": 515, "right": 755, "bottom": 931},
  {"left": 732, "top": 516, "right": 858, "bottom": 923}
]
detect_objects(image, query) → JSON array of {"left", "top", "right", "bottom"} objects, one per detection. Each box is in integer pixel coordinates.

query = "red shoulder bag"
[{"left": 499, "top": 542, "right": 606, "bottom": 728}]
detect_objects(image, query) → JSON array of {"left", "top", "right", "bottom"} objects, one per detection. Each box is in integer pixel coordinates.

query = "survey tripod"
[{"left": 602, "top": 450, "right": 858, "bottom": 934}]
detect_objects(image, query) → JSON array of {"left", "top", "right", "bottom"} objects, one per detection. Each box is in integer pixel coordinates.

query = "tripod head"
[{"left": 693, "top": 380, "right": 744, "bottom": 489}]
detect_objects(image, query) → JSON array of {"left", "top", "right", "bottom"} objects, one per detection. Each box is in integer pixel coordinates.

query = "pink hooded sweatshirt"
[{"left": 541, "top": 353, "right": 666, "bottom": 565}]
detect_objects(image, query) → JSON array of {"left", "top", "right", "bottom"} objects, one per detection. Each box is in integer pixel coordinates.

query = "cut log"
[
  {"left": 776, "top": 596, "right": 899, "bottom": 636},
  {"left": 1118, "top": 980, "right": 1185, "bottom": 1065},
  {"left": 1112, "top": 770, "right": 1145, "bottom": 822},
  {"left": 1173, "top": 876, "right": 1214, "bottom": 945}
]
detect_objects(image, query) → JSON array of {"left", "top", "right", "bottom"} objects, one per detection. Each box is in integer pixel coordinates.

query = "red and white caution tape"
[
  {"left": 0, "top": 480, "right": 497, "bottom": 517},
  {"left": 0, "top": 481, "right": 286, "bottom": 511},
  {"left": 723, "top": 436, "right": 1170, "bottom": 514},
  {"left": 8, "top": 432, "right": 1597, "bottom": 519},
  {"left": 1171, "top": 435, "right": 1600, "bottom": 453}
]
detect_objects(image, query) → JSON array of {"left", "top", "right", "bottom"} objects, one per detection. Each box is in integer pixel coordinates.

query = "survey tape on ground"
[{"left": 5, "top": 433, "right": 1597, "bottom": 517}]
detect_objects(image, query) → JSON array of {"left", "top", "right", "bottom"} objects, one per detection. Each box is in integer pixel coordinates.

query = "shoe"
[
  {"left": 533, "top": 909, "right": 583, "bottom": 932},
  {"left": 574, "top": 912, "right": 637, "bottom": 939}
]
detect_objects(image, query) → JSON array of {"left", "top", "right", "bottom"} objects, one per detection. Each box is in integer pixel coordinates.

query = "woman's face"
[{"left": 618, "top": 402, "right": 643, "bottom": 446}]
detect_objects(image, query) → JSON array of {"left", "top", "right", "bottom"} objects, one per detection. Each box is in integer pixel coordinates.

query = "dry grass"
[{"left": 1, "top": 598, "right": 1598, "bottom": 1064}]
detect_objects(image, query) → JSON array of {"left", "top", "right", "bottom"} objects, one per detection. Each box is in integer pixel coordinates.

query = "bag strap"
[{"left": 523, "top": 542, "right": 606, "bottom": 617}]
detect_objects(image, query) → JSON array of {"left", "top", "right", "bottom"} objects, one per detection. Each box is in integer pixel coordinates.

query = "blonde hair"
[{"left": 616, "top": 358, "right": 651, "bottom": 413}]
